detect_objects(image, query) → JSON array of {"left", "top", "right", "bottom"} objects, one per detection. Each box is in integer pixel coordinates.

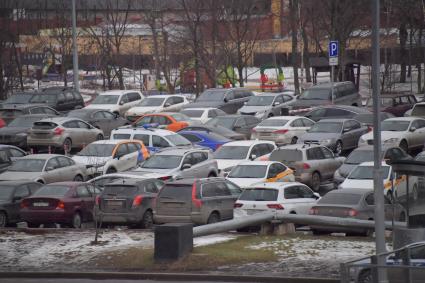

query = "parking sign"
[{"left": 329, "top": 41, "right": 338, "bottom": 57}]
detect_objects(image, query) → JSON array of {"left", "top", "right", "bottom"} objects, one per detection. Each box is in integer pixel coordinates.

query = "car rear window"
[
  {"left": 318, "top": 192, "right": 362, "bottom": 205},
  {"left": 33, "top": 186, "right": 70, "bottom": 197},
  {"left": 113, "top": 134, "right": 131, "bottom": 139},
  {"left": 158, "top": 184, "right": 192, "bottom": 201},
  {"left": 103, "top": 185, "right": 138, "bottom": 196},
  {"left": 269, "top": 149, "right": 302, "bottom": 162},
  {"left": 239, "top": 188, "right": 278, "bottom": 201},
  {"left": 33, "top": 121, "right": 58, "bottom": 130},
  {"left": 0, "top": 109, "right": 22, "bottom": 117},
  {"left": 412, "top": 105, "right": 425, "bottom": 116}
]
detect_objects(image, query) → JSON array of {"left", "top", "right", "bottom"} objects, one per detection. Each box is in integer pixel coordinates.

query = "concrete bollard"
[
  {"left": 260, "top": 221, "right": 295, "bottom": 235},
  {"left": 154, "top": 223, "right": 193, "bottom": 262}
]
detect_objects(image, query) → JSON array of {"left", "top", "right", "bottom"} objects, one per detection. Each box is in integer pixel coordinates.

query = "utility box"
[{"left": 154, "top": 223, "right": 193, "bottom": 262}]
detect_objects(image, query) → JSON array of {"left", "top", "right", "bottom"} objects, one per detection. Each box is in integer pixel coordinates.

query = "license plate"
[
  {"left": 107, "top": 200, "right": 123, "bottom": 207},
  {"left": 247, "top": 209, "right": 264, "bottom": 215},
  {"left": 33, "top": 202, "right": 49, "bottom": 207}
]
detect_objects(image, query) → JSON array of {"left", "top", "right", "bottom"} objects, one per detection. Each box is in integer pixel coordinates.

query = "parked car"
[
  {"left": 365, "top": 93, "right": 417, "bottom": 117},
  {"left": 134, "top": 147, "right": 219, "bottom": 181},
  {"left": 67, "top": 109, "right": 128, "bottom": 138},
  {"left": 0, "top": 145, "right": 26, "bottom": 174},
  {"left": 88, "top": 173, "right": 154, "bottom": 189},
  {"left": 178, "top": 125, "right": 246, "bottom": 141},
  {"left": 299, "top": 119, "right": 368, "bottom": 155},
  {"left": 132, "top": 112, "right": 195, "bottom": 132},
  {"left": 289, "top": 81, "right": 361, "bottom": 115},
  {"left": 154, "top": 177, "right": 242, "bottom": 225},
  {"left": 214, "top": 140, "right": 276, "bottom": 172},
  {"left": 183, "top": 88, "right": 254, "bottom": 114},
  {"left": 0, "top": 154, "right": 88, "bottom": 184},
  {"left": 414, "top": 151, "right": 425, "bottom": 193},
  {"left": 20, "top": 182, "right": 100, "bottom": 228},
  {"left": 268, "top": 144, "right": 346, "bottom": 191},
  {"left": 226, "top": 161, "right": 295, "bottom": 188},
  {"left": 302, "top": 105, "right": 370, "bottom": 122},
  {"left": 110, "top": 127, "right": 191, "bottom": 153},
  {"left": 333, "top": 145, "right": 412, "bottom": 186},
  {"left": 237, "top": 92, "right": 295, "bottom": 119},
  {"left": 95, "top": 178, "right": 164, "bottom": 228},
  {"left": 309, "top": 188, "right": 404, "bottom": 236},
  {"left": 180, "top": 108, "right": 226, "bottom": 124},
  {"left": 406, "top": 102, "right": 425, "bottom": 117},
  {"left": 73, "top": 140, "right": 150, "bottom": 177},
  {"left": 0, "top": 91, "right": 38, "bottom": 108},
  {"left": 358, "top": 117, "right": 425, "bottom": 153},
  {"left": 0, "top": 181, "right": 42, "bottom": 227},
  {"left": 0, "top": 114, "right": 57, "bottom": 149},
  {"left": 85, "top": 90, "right": 144, "bottom": 116},
  {"left": 353, "top": 112, "right": 395, "bottom": 128},
  {"left": 206, "top": 115, "right": 261, "bottom": 139},
  {"left": 27, "top": 117, "right": 104, "bottom": 153},
  {"left": 178, "top": 130, "right": 231, "bottom": 151},
  {"left": 251, "top": 116, "right": 315, "bottom": 146},
  {"left": 125, "top": 94, "right": 189, "bottom": 121},
  {"left": 0, "top": 104, "right": 60, "bottom": 125},
  {"left": 29, "top": 87, "right": 85, "bottom": 112},
  {"left": 234, "top": 182, "right": 320, "bottom": 218}
]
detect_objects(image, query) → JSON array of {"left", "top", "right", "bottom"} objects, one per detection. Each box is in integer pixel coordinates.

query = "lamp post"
[{"left": 71, "top": 0, "right": 80, "bottom": 92}]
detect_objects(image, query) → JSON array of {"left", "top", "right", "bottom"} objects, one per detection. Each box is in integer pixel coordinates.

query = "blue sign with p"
[{"left": 329, "top": 41, "right": 339, "bottom": 57}]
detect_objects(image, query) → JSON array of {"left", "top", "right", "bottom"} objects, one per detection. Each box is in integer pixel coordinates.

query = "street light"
[{"left": 71, "top": 0, "right": 80, "bottom": 92}]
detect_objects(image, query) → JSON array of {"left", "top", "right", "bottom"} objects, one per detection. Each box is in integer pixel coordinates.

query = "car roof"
[
  {"left": 313, "top": 105, "right": 369, "bottom": 113},
  {"left": 181, "top": 107, "right": 217, "bottom": 111},
  {"left": 37, "top": 117, "right": 83, "bottom": 123},
  {"left": 156, "top": 147, "right": 207, "bottom": 155},
  {"left": 98, "top": 90, "right": 141, "bottom": 96},
  {"left": 246, "top": 181, "right": 307, "bottom": 189},
  {"left": 0, "top": 180, "right": 38, "bottom": 186},
  {"left": 147, "top": 94, "right": 185, "bottom": 98},
  {"left": 13, "top": 114, "right": 56, "bottom": 119},
  {"left": 21, "top": 154, "right": 64, "bottom": 159},
  {"left": 386, "top": 117, "right": 422, "bottom": 122},
  {"left": 358, "top": 161, "right": 389, "bottom": 167},
  {"left": 107, "top": 178, "right": 156, "bottom": 186},
  {"left": 266, "top": 116, "right": 303, "bottom": 120},
  {"left": 236, "top": 161, "right": 276, "bottom": 166},
  {"left": 316, "top": 118, "right": 354, "bottom": 123},
  {"left": 113, "top": 127, "right": 174, "bottom": 135},
  {"left": 214, "top": 114, "right": 245, "bottom": 119},
  {"left": 166, "top": 177, "right": 226, "bottom": 185},
  {"left": 223, "top": 140, "right": 274, "bottom": 147},
  {"left": 380, "top": 93, "right": 415, "bottom": 98},
  {"left": 1, "top": 104, "right": 47, "bottom": 110},
  {"left": 45, "top": 181, "right": 83, "bottom": 187},
  {"left": 277, "top": 143, "right": 319, "bottom": 150},
  {"left": 89, "top": 140, "right": 123, "bottom": 145},
  {"left": 327, "top": 188, "right": 372, "bottom": 195},
  {"left": 0, "top": 144, "right": 22, "bottom": 150},
  {"left": 309, "top": 81, "right": 354, "bottom": 88}
]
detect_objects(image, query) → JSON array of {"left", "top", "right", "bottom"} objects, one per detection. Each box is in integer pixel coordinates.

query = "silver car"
[
  {"left": 238, "top": 92, "right": 295, "bottom": 119},
  {"left": 0, "top": 154, "right": 88, "bottom": 184},
  {"left": 131, "top": 147, "right": 219, "bottom": 181}
]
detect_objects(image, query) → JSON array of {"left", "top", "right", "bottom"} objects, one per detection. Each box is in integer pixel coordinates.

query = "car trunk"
[
  {"left": 30, "top": 121, "right": 58, "bottom": 139},
  {"left": 238, "top": 188, "right": 280, "bottom": 215},
  {"left": 315, "top": 205, "right": 356, "bottom": 217},
  {"left": 100, "top": 185, "right": 138, "bottom": 213},
  {"left": 156, "top": 184, "right": 192, "bottom": 216},
  {"left": 24, "top": 197, "right": 62, "bottom": 210},
  {"left": 253, "top": 128, "right": 279, "bottom": 139}
]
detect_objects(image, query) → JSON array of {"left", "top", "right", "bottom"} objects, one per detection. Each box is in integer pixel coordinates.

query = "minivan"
[
  {"left": 153, "top": 178, "right": 242, "bottom": 225},
  {"left": 29, "top": 87, "right": 85, "bottom": 113},
  {"left": 289, "top": 81, "right": 361, "bottom": 115}
]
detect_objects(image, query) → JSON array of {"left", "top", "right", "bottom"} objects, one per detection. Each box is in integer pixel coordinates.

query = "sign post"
[{"left": 329, "top": 41, "right": 339, "bottom": 104}]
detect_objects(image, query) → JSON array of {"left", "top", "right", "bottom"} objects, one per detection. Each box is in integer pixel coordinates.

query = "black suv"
[{"left": 29, "top": 87, "right": 85, "bottom": 112}]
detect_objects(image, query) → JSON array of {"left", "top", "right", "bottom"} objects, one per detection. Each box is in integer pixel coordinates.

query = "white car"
[
  {"left": 88, "top": 172, "right": 163, "bottom": 189},
  {"left": 180, "top": 108, "right": 226, "bottom": 124},
  {"left": 234, "top": 182, "right": 320, "bottom": 218},
  {"left": 85, "top": 90, "right": 144, "bottom": 116},
  {"left": 213, "top": 140, "right": 276, "bottom": 172},
  {"left": 72, "top": 140, "right": 146, "bottom": 176},
  {"left": 251, "top": 116, "right": 315, "bottom": 145},
  {"left": 110, "top": 127, "right": 192, "bottom": 153},
  {"left": 125, "top": 95, "right": 189, "bottom": 121},
  {"left": 226, "top": 161, "right": 295, "bottom": 188},
  {"left": 358, "top": 117, "right": 425, "bottom": 153}
]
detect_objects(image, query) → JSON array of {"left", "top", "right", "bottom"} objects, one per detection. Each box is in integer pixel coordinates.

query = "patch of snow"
[{"left": 194, "top": 234, "right": 237, "bottom": 247}]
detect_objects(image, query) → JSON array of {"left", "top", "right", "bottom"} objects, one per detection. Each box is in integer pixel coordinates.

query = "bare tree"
[{"left": 289, "top": 0, "right": 300, "bottom": 93}]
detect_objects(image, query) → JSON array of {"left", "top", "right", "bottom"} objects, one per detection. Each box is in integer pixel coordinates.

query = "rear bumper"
[
  {"left": 97, "top": 212, "right": 142, "bottom": 224},
  {"left": 27, "top": 136, "right": 64, "bottom": 148},
  {"left": 154, "top": 212, "right": 204, "bottom": 225},
  {"left": 20, "top": 209, "right": 72, "bottom": 224}
]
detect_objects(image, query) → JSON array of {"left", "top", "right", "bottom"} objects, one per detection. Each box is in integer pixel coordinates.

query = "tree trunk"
[
  {"left": 12, "top": 43, "right": 24, "bottom": 91},
  {"left": 289, "top": 0, "right": 300, "bottom": 93},
  {"left": 400, "top": 22, "right": 408, "bottom": 83},
  {"left": 301, "top": 25, "right": 312, "bottom": 83}
]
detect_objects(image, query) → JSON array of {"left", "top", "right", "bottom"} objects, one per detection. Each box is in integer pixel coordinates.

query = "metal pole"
[
  {"left": 71, "top": 0, "right": 80, "bottom": 92},
  {"left": 331, "top": 66, "right": 334, "bottom": 104},
  {"left": 372, "top": 0, "right": 388, "bottom": 282}
]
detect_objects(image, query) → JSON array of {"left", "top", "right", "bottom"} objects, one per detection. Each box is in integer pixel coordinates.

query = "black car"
[
  {"left": 0, "top": 180, "right": 42, "bottom": 227},
  {"left": 178, "top": 124, "right": 246, "bottom": 141},
  {"left": 95, "top": 178, "right": 164, "bottom": 228},
  {"left": 0, "top": 114, "right": 57, "bottom": 149},
  {"left": 29, "top": 87, "right": 85, "bottom": 112},
  {"left": 303, "top": 105, "right": 370, "bottom": 122},
  {"left": 0, "top": 92, "right": 38, "bottom": 108},
  {"left": 0, "top": 145, "right": 27, "bottom": 173},
  {"left": 206, "top": 115, "right": 261, "bottom": 139},
  {"left": 67, "top": 108, "right": 129, "bottom": 138},
  {"left": 0, "top": 104, "right": 60, "bottom": 125}
]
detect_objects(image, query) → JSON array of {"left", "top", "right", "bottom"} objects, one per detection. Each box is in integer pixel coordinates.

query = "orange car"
[{"left": 133, "top": 112, "right": 192, "bottom": 132}]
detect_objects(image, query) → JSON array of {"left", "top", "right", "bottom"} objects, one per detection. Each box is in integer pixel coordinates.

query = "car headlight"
[
  {"left": 320, "top": 139, "right": 333, "bottom": 144},
  {"left": 384, "top": 138, "right": 399, "bottom": 143}
]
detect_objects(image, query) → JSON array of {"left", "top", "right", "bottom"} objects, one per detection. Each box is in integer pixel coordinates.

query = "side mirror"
[
  {"left": 45, "top": 166, "right": 54, "bottom": 171},
  {"left": 343, "top": 128, "right": 351, "bottom": 133},
  {"left": 114, "top": 113, "right": 119, "bottom": 119},
  {"left": 313, "top": 192, "right": 320, "bottom": 199},
  {"left": 223, "top": 172, "right": 229, "bottom": 178},
  {"left": 410, "top": 127, "right": 416, "bottom": 132},
  {"left": 114, "top": 154, "right": 123, "bottom": 160},
  {"left": 182, "top": 163, "right": 192, "bottom": 170},
  {"left": 273, "top": 102, "right": 280, "bottom": 106},
  {"left": 119, "top": 100, "right": 125, "bottom": 105},
  {"left": 164, "top": 103, "right": 171, "bottom": 107},
  {"left": 250, "top": 154, "right": 257, "bottom": 160}
]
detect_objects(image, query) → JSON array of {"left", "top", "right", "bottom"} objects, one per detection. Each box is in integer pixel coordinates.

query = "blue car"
[{"left": 178, "top": 130, "right": 231, "bottom": 151}]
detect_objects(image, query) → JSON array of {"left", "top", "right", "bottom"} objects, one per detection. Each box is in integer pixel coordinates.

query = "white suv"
[
  {"left": 125, "top": 95, "right": 189, "bottom": 121},
  {"left": 85, "top": 90, "right": 144, "bottom": 116}
]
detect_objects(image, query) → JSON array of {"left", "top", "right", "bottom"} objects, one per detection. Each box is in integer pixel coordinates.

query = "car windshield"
[
  {"left": 345, "top": 150, "right": 374, "bottom": 164},
  {"left": 0, "top": 186, "right": 14, "bottom": 200},
  {"left": 165, "top": 134, "right": 191, "bottom": 146},
  {"left": 181, "top": 109, "right": 204, "bottom": 117},
  {"left": 140, "top": 155, "right": 182, "bottom": 169},
  {"left": 412, "top": 105, "right": 425, "bottom": 116},
  {"left": 207, "top": 117, "right": 236, "bottom": 129},
  {"left": 214, "top": 146, "right": 249, "bottom": 159},
  {"left": 8, "top": 159, "right": 45, "bottom": 172},
  {"left": 4, "top": 94, "right": 33, "bottom": 104},
  {"left": 308, "top": 122, "right": 342, "bottom": 133},
  {"left": 8, "top": 116, "right": 40, "bottom": 128},
  {"left": 258, "top": 119, "right": 289, "bottom": 127},
  {"left": 246, "top": 96, "right": 275, "bottom": 106},
  {"left": 170, "top": 113, "right": 188, "bottom": 122},
  {"left": 112, "top": 133, "right": 131, "bottom": 139},
  {"left": 228, "top": 165, "right": 267, "bottom": 178},
  {"left": 76, "top": 144, "right": 115, "bottom": 157},
  {"left": 139, "top": 97, "right": 165, "bottom": 106},
  {"left": 318, "top": 192, "right": 362, "bottom": 205},
  {"left": 29, "top": 94, "right": 57, "bottom": 104},
  {"left": 348, "top": 165, "right": 390, "bottom": 180},
  {"left": 298, "top": 88, "right": 330, "bottom": 100},
  {"left": 91, "top": 95, "right": 120, "bottom": 105},
  {"left": 381, "top": 121, "right": 410, "bottom": 131},
  {"left": 239, "top": 188, "right": 278, "bottom": 201},
  {"left": 269, "top": 149, "right": 302, "bottom": 162},
  {"left": 196, "top": 89, "right": 226, "bottom": 101},
  {"left": 33, "top": 185, "right": 69, "bottom": 196}
]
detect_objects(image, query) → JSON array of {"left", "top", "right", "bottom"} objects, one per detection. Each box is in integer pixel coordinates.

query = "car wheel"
[
  {"left": 207, "top": 212, "right": 220, "bottom": 224},
  {"left": 311, "top": 172, "right": 321, "bottom": 191},
  {"left": 63, "top": 138, "right": 72, "bottom": 154},
  {"left": 72, "top": 213, "right": 82, "bottom": 229},
  {"left": 399, "top": 140, "right": 408, "bottom": 153},
  {"left": 27, "top": 222, "right": 39, "bottom": 228},
  {"left": 106, "top": 167, "right": 116, "bottom": 174},
  {"left": 291, "top": 136, "right": 298, "bottom": 144},
  {"left": 73, "top": 175, "right": 84, "bottom": 182},
  {"left": 357, "top": 269, "right": 373, "bottom": 283},
  {"left": 335, "top": 140, "right": 343, "bottom": 155},
  {"left": 96, "top": 134, "right": 104, "bottom": 141},
  {"left": 0, "top": 212, "right": 7, "bottom": 228},
  {"left": 141, "top": 210, "right": 153, "bottom": 229},
  {"left": 208, "top": 172, "right": 217, "bottom": 178},
  {"left": 312, "top": 229, "right": 329, "bottom": 235},
  {"left": 412, "top": 184, "right": 419, "bottom": 201}
]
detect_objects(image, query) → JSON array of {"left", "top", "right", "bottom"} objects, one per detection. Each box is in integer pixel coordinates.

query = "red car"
[
  {"left": 365, "top": 94, "right": 417, "bottom": 117},
  {"left": 20, "top": 182, "right": 100, "bottom": 228}
]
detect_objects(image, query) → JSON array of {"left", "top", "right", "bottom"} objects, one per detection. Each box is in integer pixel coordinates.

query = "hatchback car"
[
  {"left": 0, "top": 104, "right": 60, "bottom": 125},
  {"left": 29, "top": 87, "right": 85, "bottom": 112},
  {"left": 27, "top": 117, "right": 104, "bottom": 153},
  {"left": 20, "top": 182, "right": 100, "bottom": 228},
  {"left": 0, "top": 181, "right": 42, "bottom": 227},
  {"left": 251, "top": 116, "right": 315, "bottom": 146},
  {"left": 302, "top": 105, "right": 370, "bottom": 122},
  {"left": 85, "top": 90, "right": 144, "bottom": 116},
  {"left": 180, "top": 108, "right": 226, "bottom": 124},
  {"left": 365, "top": 93, "right": 417, "bottom": 117},
  {"left": 206, "top": 115, "right": 261, "bottom": 139},
  {"left": 154, "top": 177, "right": 242, "bottom": 225},
  {"left": 299, "top": 119, "right": 368, "bottom": 155},
  {"left": 133, "top": 112, "right": 194, "bottom": 132},
  {"left": 0, "top": 154, "right": 88, "bottom": 184},
  {"left": 178, "top": 130, "right": 231, "bottom": 151},
  {"left": 88, "top": 173, "right": 154, "bottom": 189},
  {"left": 268, "top": 144, "right": 346, "bottom": 191},
  {"left": 95, "top": 178, "right": 164, "bottom": 228},
  {"left": 237, "top": 92, "right": 295, "bottom": 119}
]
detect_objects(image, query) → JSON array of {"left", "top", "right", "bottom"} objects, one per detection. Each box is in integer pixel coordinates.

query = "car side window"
[
  {"left": 28, "top": 183, "right": 42, "bottom": 194},
  {"left": 365, "top": 193, "right": 374, "bottom": 205},
  {"left": 115, "top": 144, "right": 129, "bottom": 157},
  {"left": 120, "top": 94, "right": 129, "bottom": 104},
  {"left": 182, "top": 153, "right": 195, "bottom": 166},
  {"left": 152, "top": 136, "right": 170, "bottom": 148},
  {"left": 320, "top": 147, "right": 334, "bottom": 159},
  {"left": 234, "top": 118, "right": 245, "bottom": 127},
  {"left": 127, "top": 143, "right": 138, "bottom": 153},
  {"left": 233, "top": 90, "right": 244, "bottom": 100},
  {"left": 307, "top": 108, "right": 326, "bottom": 118},
  {"left": 46, "top": 158, "right": 60, "bottom": 170},
  {"left": 411, "top": 120, "right": 420, "bottom": 130},
  {"left": 57, "top": 93, "right": 66, "bottom": 103},
  {"left": 245, "top": 116, "right": 260, "bottom": 125},
  {"left": 133, "top": 134, "right": 150, "bottom": 146},
  {"left": 250, "top": 145, "right": 261, "bottom": 159},
  {"left": 43, "top": 108, "right": 58, "bottom": 115},
  {"left": 165, "top": 98, "right": 174, "bottom": 106},
  {"left": 349, "top": 120, "right": 361, "bottom": 129},
  {"left": 291, "top": 119, "right": 304, "bottom": 127},
  {"left": 400, "top": 96, "right": 410, "bottom": 104},
  {"left": 326, "top": 108, "right": 350, "bottom": 117},
  {"left": 225, "top": 91, "right": 235, "bottom": 101},
  {"left": 181, "top": 133, "right": 202, "bottom": 143},
  {"left": 128, "top": 92, "right": 141, "bottom": 102},
  {"left": 8, "top": 148, "right": 24, "bottom": 158},
  {"left": 144, "top": 181, "right": 158, "bottom": 193},
  {"left": 257, "top": 143, "right": 272, "bottom": 156},
  {"left": 208, "top": 110, "right": 217, "bottom": 118},
  {"left": 93, "top": 111, "right": 106, "bottom": 119},
  {"left": 154, "top": 116, "right": 171, "bottom": 125},
  {"left": 57, "top": 156, "right": 72, "bottom": 168},
  {"left": 154, "top": 180, "right": 165, "bottom": 190},
  {"left": 283, "top": 95, "right": 293, "bottom": 102},
  {"left": 268, "top": 163, "right": 287, "bottom": 178},
  {"left": 225, "top": 181, "right": 242, "bottom": 196},
  {"left": 192, "top": 151, "right": 207, "bottom": 164},
  {"left": 201, "top": 183, "right": 216, "bottom": 197},
  {"left": 14, "top": 186, "right": 30, "bottom": 199},
  {"left": 284, "top": 186, "right": 299, "bottom": 199},
  {"left": 0, "top": 150, "right": 10, "bottom": 163},
  {"left": 86, "top": 184, "right": 100, "bottom": 195},
  {"left": 298, "top": 186, "right": 315, "bottom": 198},
  {"left": 77, "top": 121, "right": 91, "bottom": 129},
  {"left": 417, "top": 119, "right": 425, "bottom": 129},
  {"left": 301, "top": 118, "right": 315, "bottom": 127},
  {"left": 63, "top": 121, "right": 79, "bottom": 128},
  {"left": 137, "top": 116, "right": 152, "bottom": 125},
  {"left": 215, "top": 182, "right": 231, "bottom": 196},
  {"left": 76, "top": 186, "right": 91, "bottom": 198},
  {"left": 274, "top": 95, "right": 284, "bottom": 104},
  {"left": 172, "top": 96, "right": 184, "bottom": 104},
  {"left": 65, "top": 92, "right": 74, "bottom": 102},
  {"left": 102, "top": 111, "right": 115, "bottom": 119},
  {"left": 30, "top": 107, "right": 44, "bottom": 114}
]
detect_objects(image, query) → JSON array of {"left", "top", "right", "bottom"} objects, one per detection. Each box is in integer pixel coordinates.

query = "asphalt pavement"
[{"left": 0, "top": 280, "right": 259, "bottom": 283}]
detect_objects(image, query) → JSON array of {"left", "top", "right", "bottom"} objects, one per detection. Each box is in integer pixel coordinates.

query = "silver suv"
[{"left": 154, "top": 177, "right": 242, "bottom": 225}]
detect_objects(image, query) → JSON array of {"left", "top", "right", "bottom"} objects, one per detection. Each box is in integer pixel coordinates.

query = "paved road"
[{"left": 0, "top": 280, "right": 258, "bottom": 283}]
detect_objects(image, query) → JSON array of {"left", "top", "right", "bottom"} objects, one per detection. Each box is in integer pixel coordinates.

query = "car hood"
[
  {"left": 289, "top": 99, "right": 329, "bottom": 109},
  {"left": 72, "top": 156, "right": 111, "bottom": 166},
  {"left": 216, "top": 159, "right": 244, "bottom": 170},
  {"left": 0, "top": 171, "right": 40, "bottom": 181},
  {"left": 299, "top": 132, "right": 340, "bottom": 141},
  {"left": 226, "top": 177, "right": 264, "bottom": 188},
  {"left": 184, "top": 101, "right": 222, "bottom": 109},
  {"left": 85, "top": 104, "right": 115, "bottom": 110},
  {"left": 337, "top": 164, "right": 357, "bottom": 178},
  {"left": 0, "top": 127, "right": 29, "bottom": 135},
  {"left": 339, "top": 179, "right": 374, "bottom": 190},
  {"left": 127, "top": 106, "right": 160, "bottom": 114},
  {"left": 361, "top": 131, "right": 403, "bottom": 141},
  {"left": 239, "top": 106, "right": 269, "bottom": 113},
  {"left": 132, "top": 167, "right": 176, "bottom": 175}
]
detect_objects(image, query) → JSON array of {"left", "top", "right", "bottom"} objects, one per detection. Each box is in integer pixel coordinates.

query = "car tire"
[
  {"left": 73, "top": 175, "right": 84, "bottom": 182},
  {"left": 335, "top": 140, "right": 343, "bottom": 155},
  {"left": 96, "top": 134, "right": 104, "bottom": 141},
  {"left": 106, "top": 167, "right": 116, "bottom": 174},
  {"left": 357, "top": 269, "right": 372, "bottom": 283},
  {"left": 0, "top": 211, "right": 7, "bottom": 228},
  {"left": 399, "top": 140, "right": 408, "bottom": 153},
  {"left": 311, "top": 172, "right": 321, "bottom": 191},
  {"left": 208, "top": 172, "right": 217, "bottom": 178},
  {"left": 141, "top": 210, "right": 154, "bottom": 229},
  {"left": 312, "top": 229, "right": 329, "bottom": 235},
  {"left": 71, "top": 213, "right": 82, "bottom": 229},
  {"left": 27, "top": 222, "right": 39, "bottom": 228},
  {"left": 291, "top": 137, "right": 298, "bottom": 144},
  {"left": 63, "top": 138, "right": 72, "bottom": 154},
  {"left": 207, "top": 212, "right": 220, "bottom": 224}
]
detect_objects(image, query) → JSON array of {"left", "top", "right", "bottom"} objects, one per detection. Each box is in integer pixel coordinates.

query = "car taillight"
[
  {"left": 158, "top": 176, "right": 172, "bottom": 181},
  {"left": 234, "top": 203, "right": 243, "bottom": 208},
  {"left": 367, "top": 126, "right": 373, "bottom": 132},
  {"left": 0, "top": 118, "right": 6, "bottom": 128},
  {"left": 20, "top": 199, "right": 29, "bottom": 208},
  {"left": 309, "top": 208, "right": 318, "bottom": 215},
  {"left": 267, "top": 204, "right": 284, "bottom": 210},
  {"left": 348, "top": 209, "right": 358, "bottom": 217},
  {"left": 192, "top": 181, "right": 202, "bottom": 208},
  {"left": 273, "top": 129, "right": 288, "bottom": 134},
  {"left": 251, "top": 128, "right": 257, "bottom": 133},
  {"left": 132, "top": 195, "right": 143, "bottom": 207},
  {"left": 56, "top": 201, "right": 65, "bottom": 209},
  {"left": 54, "top": 127, "right": 64, "bottom": 135},
  {"left": 95, "top": 195, "right": 100, "bottom": 206},
  {"left": 215, "top": 144, "right": 222, "bottom": 150},
  {"left": 303, "top": 163, "right": 311, "bottom": 169}
]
